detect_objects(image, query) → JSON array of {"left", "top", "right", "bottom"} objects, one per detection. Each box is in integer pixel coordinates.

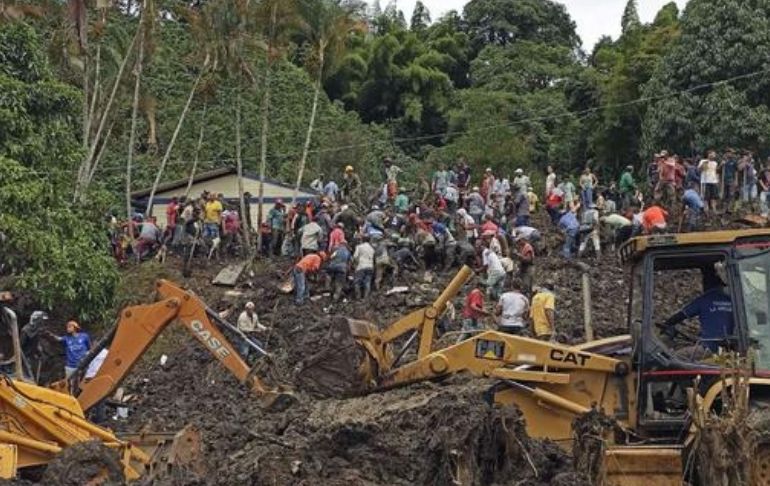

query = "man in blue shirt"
[
  {"left": 558, "top": 209, "right": 580, "bottom": 259},
  {"left": 682, "top": 185, "right": 705, "bottom": 232},
  {"left": 663, "top": 270, "right": 733, "bottom": 354},
  {"left": 50, "top": 320, "right": 92, "bottom": 379}
]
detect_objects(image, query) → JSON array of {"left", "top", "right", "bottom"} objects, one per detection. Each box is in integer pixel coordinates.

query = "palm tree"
[
  {"left": 143, "top": 1, "right": 214, "bottom": 217},
  {"left": 291, "top": 0, "right": 364, "bottom": 202},
  {"left": 255, "top": 0, "right": 299, "bottom": 250},
  {"left": 193, "top": 0, "right": 261, "bottom": 253}
]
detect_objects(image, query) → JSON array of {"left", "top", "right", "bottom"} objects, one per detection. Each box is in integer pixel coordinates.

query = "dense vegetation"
[{"left": 3, "top": 0, "right": 770, "bottom": 318}]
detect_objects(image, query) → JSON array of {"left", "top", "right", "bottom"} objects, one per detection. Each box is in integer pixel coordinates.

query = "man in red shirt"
[
  {"left": 642, "top": 204, "right": 669, "bottom": 234},
  {"left": 293, "top": 252, "right": 326, "bottom": 305},
  {"left": 459, "top": 283, "right": 490, "bottom": 342},
  {"left": 327, "top": 222, "right": 347, "bottom": 251},
  {"left": 165, "top": 197, "right": 179, "bottom": 243}
]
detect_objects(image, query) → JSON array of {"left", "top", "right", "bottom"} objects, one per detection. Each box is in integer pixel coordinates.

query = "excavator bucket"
[
  {"left": 295, "top": 317, "right": 377, "bottom": 397},
  {"left": 602, "top": 446, "right": 683, "bottom": 486},
  {"left": 296, "top": 266, "right": 474, "bottom": 397},
  {"left": 120, "top": 426, "right": 205, "bottom": 482}
]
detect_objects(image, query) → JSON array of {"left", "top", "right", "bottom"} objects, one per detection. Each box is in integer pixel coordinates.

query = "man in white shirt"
[
  {"left": 483, "top": 244, "right": 506, "bottom": 300},
  {"left": 353, "top": 236, "right": 375, "bottom": 299},
  {"left": 496, "top": 279, "right": 530, "bottom": 335},
  {"left": 545, "top": 165, "right": 557, "bottom": 198},
  {"left": 299, "top": 220, "right": 323, "bottom": 255},
  {"left": 698, "top": 151, "right": 719, "bottom": 212},
  {"left": 237, "top": 302, "right": 267, "bottom": 360}
]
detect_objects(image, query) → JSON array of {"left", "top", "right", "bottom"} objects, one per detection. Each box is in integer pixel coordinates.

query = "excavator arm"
[
  {"left": 347, "top": 265, "right": 628, "bottom": 396},
  {"left": 375, "top": 330, "right": 628, "bottom": 389},
  {"left": 74, "top": 280, "right": 291, "bottom": 413}
]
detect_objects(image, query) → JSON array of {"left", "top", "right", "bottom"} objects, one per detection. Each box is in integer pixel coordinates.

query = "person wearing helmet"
[
  {"left": 48, "top": 320, "right": 92, "bottom": 379},
  {"left": 342, "top": 166, "right": 362, "bottom": 205}
]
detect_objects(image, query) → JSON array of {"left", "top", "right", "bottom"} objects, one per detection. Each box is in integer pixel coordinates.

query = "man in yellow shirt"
[
  {"left": 527, "top": 189, "right": 539, "bottom": 212},
  {"left": 530, "top": 283, "right": 555, "bottom": 340},
  {"left": 203, "top": 193, "right": 224, "bottom": 238}
]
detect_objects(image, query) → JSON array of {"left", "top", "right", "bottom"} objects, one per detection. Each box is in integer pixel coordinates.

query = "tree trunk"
[
  {"left": 75, "top": 30, "right": 138, "bottom": 201},
  {"left": 236, "top": 90, "right": 252, "bottom": 253},
  {"left": 126, "top": 27, "right": 145, "bottom": 220},
  {"left": 86, "top": 120, "right": 115, "bottom": 187},
  {"left": 292, "top": 47, "right": 324, "bottom": 203},
  {"left": 185, "top": 104, "right": 207, "bottom": 199},
  {"left": 85, "top": 43, "right": 101, "bottom": 147},
  {"left": 257, "top": 2, "right": 278, "bottom": 251},
  {"left": 145, "top": 62, "right": 207, "bottom": 216}
]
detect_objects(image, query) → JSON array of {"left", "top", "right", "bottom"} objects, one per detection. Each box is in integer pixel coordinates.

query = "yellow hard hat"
[{"left": 345, "top": 165, "right": 354, "bottom": 173}]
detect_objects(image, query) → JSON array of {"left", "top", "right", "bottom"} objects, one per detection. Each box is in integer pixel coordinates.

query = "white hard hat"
[{"left": 245, "top": 302, "right": 255, "bottom": 309}]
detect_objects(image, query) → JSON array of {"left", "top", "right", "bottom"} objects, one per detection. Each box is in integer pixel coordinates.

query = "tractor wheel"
[
  {"left": 748, "top": 408, "right": 770, "bottom": 486},
  {"left": 42, "top": 441, "right": 124, "bottom": 486}
]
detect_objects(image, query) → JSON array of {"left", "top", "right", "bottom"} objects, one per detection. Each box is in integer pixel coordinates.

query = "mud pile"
[{"left": 122, "top": 350, "right": 580, "bottom": 486}]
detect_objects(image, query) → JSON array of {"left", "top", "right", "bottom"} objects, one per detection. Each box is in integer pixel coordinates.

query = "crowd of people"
[{"left": 110, "top": 148, "right": 770, "bottom": 341}]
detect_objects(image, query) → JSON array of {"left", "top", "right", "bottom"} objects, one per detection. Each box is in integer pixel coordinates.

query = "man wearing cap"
[
  {"left": 237, "top": 302, "right": 267, "bottom": 360},
  {"left": 530, "top": 283, "right": 556, "bottom": 341},
  {"left": 513, "top": 169, "right": 530, "bottom": 194},
  {"left": 48, "top": 321, "right": 92, "bottom": 379}
]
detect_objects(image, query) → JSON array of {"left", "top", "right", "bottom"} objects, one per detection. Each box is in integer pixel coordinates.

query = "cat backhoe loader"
[
  {"left": 0, "top": 279, "right": 291, "bottom": 481},
  {"left": 313, "top": 229, "right": 770, "bottom": 485}
]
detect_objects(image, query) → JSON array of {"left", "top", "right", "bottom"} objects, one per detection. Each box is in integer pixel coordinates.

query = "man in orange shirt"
[
  {"left": 641, "top": 204, "right": 669, "bottom": 234},
  {"left": 293, "top": 252, "right": 326, "bottom": 305}
]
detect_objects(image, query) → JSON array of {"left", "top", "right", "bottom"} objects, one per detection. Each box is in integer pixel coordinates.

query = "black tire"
[
  {"left": 747, "top": 407, "right": 770, "bottom": 486},
  {"left": 42, "top": 441, "right": 124, "bottom": 486}
]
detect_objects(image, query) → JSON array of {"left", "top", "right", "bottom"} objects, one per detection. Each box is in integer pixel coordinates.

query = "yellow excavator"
[
  {"left": 0, "top": 279, "right": 291, "bottom": 481},
  {"left": 312, "top": 228, "right": 770, "bottom": 485}
]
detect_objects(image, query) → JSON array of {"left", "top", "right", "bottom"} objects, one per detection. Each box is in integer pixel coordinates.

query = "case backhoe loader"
[
  {"left": 311, "top": 229, "right": 770, "bottom": 486},
  {"left": 0, "top": 279, "right": 291, "bottom": 481}
]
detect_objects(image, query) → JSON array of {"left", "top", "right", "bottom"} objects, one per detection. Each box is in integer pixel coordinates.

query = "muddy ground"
[
  {"left": 13, "top": 209, "right": 752, "bottom": 485},
  {"left": 106, "top": 215, "right": 623, "bottom": 486}
]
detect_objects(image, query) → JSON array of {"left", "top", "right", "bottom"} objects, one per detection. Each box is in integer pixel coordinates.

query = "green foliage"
[
  {"left": 621, "top": 0, "right": 641, "bottom": 34},
  {"left": 576, "top": 2, "right": 680, "bottom": 174},
  {"left": 463, "top": 0, "right": 580, "bottom": 51},
  {"left": 642, "top": 0, "right": 770, "bottom": 155},
  {"left": 0, "top": 23, "right": 118, "bottom": 320},
  {"left": 409, "top": 1, "right": 431, "bottom": 33}
]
